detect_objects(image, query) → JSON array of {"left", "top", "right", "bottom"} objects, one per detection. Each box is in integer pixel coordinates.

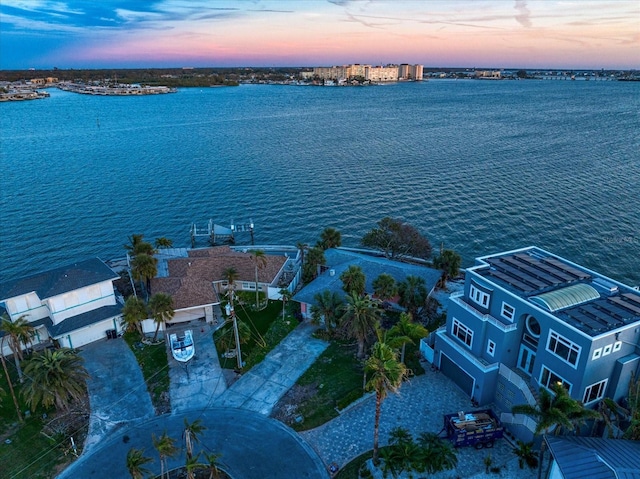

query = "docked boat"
[{"left": 170, "top": 330, "right": 195, "bottom": 362}]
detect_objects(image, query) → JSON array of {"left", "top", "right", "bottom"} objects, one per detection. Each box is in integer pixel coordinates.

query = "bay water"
[{"left": 1, "top": 80, "right": 639, "bottom": 285}]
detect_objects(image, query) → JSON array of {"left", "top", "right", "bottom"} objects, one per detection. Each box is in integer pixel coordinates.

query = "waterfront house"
[
  {"left": 0, "top": 258, "right": 122, "bottom": 352},
  {"left": 428, "top": 246, "right": 640, "bottom": 441},
  {"left": 294, "top": 248, "right": 442, "bottom": 319},
  {"left": 149, "top": 246, "right": 294, "bottom": 331}
]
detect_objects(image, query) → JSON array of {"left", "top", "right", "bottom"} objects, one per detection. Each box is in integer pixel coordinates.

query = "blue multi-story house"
[{"left": 430, "top": 246, "right": 640, "bottom": 440}]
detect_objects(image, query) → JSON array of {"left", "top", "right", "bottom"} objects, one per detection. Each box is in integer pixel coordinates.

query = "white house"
[{"left": 0, "top": 258, "right": 122, "bottom": 351}]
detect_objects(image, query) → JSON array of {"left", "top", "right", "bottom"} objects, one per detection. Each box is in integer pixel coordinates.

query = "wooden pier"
[{"left": 190, "top": 219, "right": 254, "bottom": 247}]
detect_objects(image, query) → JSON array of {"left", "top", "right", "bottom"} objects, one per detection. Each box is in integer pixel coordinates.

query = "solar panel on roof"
[
  {"left": 594, "top": 300, "right": 633, "bottom": 321},
  {"left": 608, "top": 296, "right": 640, "bottom": 316},
  {"left": 489, "top": 270, "right": 535, "bottom": 292},
  {"left": 542, "top": 258, "right": 591, "bottom": 280},
  {"left": 579, "top": 304, "right": 623, "bottom": 327},
  {"left": 513, "top": 254, "right": 575, "bottom": 282},
  {"left": 565, "top": 311, "right": 605, "bottom": 332},
  {"left": 501, "top": 257, "right": 561, "bottom": 286},
  {"left": 622, "top": 293, "right": 640, "bottom": 307}
]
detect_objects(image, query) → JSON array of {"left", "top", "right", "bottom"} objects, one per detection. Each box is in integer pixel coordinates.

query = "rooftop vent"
[
  {"left": 592, "top": 277, "right": 619, "bottom": 295},
  {"left": 329, "top": 269, "right": 335, "bottom": 276}
]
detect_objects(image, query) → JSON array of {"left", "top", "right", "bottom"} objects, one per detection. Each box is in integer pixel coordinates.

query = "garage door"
[{"left": 440, "top": 353, "right": 474, "bottom": 396}]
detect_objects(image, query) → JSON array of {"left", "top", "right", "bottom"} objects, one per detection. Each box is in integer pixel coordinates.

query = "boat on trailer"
[{"left": 170, "top": 330, "right": 195, "bottom": 362}]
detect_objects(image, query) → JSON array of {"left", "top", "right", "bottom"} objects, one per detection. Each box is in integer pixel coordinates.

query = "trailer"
[{"left": 442, "top": 409, "right": 504, "bottom": 449}]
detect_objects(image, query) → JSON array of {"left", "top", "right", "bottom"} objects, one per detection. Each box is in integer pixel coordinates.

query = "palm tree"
[
  {"left": 147, "top": 293, "right": 175, "bottom": 342},
  {"left": 185, "top": 453, "right": 206, "bottom": 479},
  {"left": 339, "top": 292, "right": 382, "bottom": 359},
  {"left": 183, "top": 418, "right": 206, "bottom": 459},
  {"left": 398, "top": 275, "right": 428, "bottom": 319},
  {"left": 433, "top": 249, "right": 462, "bottom": 286},
  {"left": 513, "top": 440, "right": 538, "bottom": 470},
  {"left": 388, "top": 312, "right": 428, "bottom": 364},
  {"left": 21, "top": 348, "right": 89, "bottom": 412},
  {"left": 155, "top": 237, "right": 173, "bottom": 249},
  {"left": 0, "top": 314, "right": 34, "bottom": 382},
  {"left": 310, "top": 290, "right": 344, "bottom": 336},
  {"left": 0, "top": 351, "right": 22, "bottom": 422},
  {"left": 204, "top": 452, "right": 223, "bottom": 479},
  {"left": 417, "top": 432, "right": 458, "bottom": 473},
  {"left": 121, "top": 296, "right": 148, "bottom": 338},
  {"left": 126, "top": 447, "right": 153, "bottom": 479},
  {"left": 317, "top": 227, "right": 342, "bottom": 250},
  {"left": 512, "top": 382, "right": 598, "bottom": 479},
  {"left": 152, "top": 431, "right": 178, "bottom": 479},
  {"left": 131, "top": 253, "right": 158, "bottom": 296},
  {"left": 279, "top": 288, "right": 293, "bottom": 319},
  {"left": 365, "top": 338, "right": 408, "bottom": 465},
  {"left": 249, "top": 250, "right": 267, "bottom": 308},
  {"left": 340, "top": 265, "right": 366, "bottom": 296},
  {"left": 125, "top": 234, "right": 145, "bottom": 253},
  {"left": 372, "top": 273, "right": 397, "bottom": 302},
  {"left": 296, "top": 242, "right": 308, "bottom": 266},
  {"left": 302, "top": 247, "right": 326, "bottom": 283},
  {"left": 223, "top": 267, "right": 243, "bottom": 369}
]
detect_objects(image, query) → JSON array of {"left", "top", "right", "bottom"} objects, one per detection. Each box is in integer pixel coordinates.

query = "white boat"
[{"left": 170, "top": 330, "right": 195, "bottom": 362}]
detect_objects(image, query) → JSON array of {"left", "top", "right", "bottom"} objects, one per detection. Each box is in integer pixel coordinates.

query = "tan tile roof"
[{"left": 150, "top": 247, "right": 286, "bottom": 311}]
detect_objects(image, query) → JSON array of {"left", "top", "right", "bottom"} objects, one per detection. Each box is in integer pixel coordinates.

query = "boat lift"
[{"left": 190, "top": 219, "right": 254, "bottom": 247}]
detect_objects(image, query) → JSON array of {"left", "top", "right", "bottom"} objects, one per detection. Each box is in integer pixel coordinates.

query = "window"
[
  {"left": 525, "top": 315, "right": 541, "bottom": 338},
  {"left": 602, "top": 344, "right": 612, "bottom": 356},
  {"left": 487, "top": 340, "right": 496, "bottom": 356},
  {"left": 613, "top": 341, "right": 622, "bottom": 353},
  {"left": 540, "top": 366, "right": 572, "bottom": 393},
  {"left": 501, "top": 302, "right": 515, "bottom": 321},
  {"left": 592, "top": 348, "right": 602, "bottom": 360},
  {"left": 469, "top": 284, "right": 490, "bottom": 308},
  {"left": 547, "top": 330, "right": 581, "bottom": 367},
  {"left": 452, "top": 319, "right": 473, "bottom": 348},
  {"left": 583, "top": 379, "right": 608, "bottom": 404}
]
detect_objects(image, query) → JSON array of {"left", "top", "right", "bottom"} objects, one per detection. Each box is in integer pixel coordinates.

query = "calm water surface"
[{"left": 1, "top": 80, "right": 639, "bottom": 285}]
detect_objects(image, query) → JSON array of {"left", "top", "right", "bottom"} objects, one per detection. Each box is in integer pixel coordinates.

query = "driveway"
[
  {"left": 214, "top": 322, "right": 328, "bottom": 415},
  {"left": 80, "top": 338, "right": 154, "bottom": 453},
  {"left": 57, "top": 408, "right": 329, "bottom": 479},
  {"left": 167, "top": 321, "right": 228, "bottom": 413}
]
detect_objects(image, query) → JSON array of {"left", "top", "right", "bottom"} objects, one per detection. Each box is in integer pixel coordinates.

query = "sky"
[{"left": 1, "top": 0, "right": 639, "bottom": 70}]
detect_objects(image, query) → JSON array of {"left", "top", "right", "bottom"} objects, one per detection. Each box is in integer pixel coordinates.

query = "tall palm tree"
[
  {"left": 223, "top": 267, "right": 243, "bottom": 369},
  {"left": 131, "top": 253, "right": 158, "bottom": 297},
  {"left": 302, "top": 247, "right": 326, "bottom": 283},
  {"left": 121, "top": 296, "right": 148, "bottom": 338},
  {"left": 126, "top": 447, "right": 153, "bottom": 479},
  {"left": 311, "top": 290, "right": 344, "bottom": 336},
  {"left": 125, "top": 234, "right": 145, "bottom": 254},
  {"left": 183, "top": 418, "right": 206, "bottom": 459},
  {"left": 433, "top": 249, "right": 462, "bottom": 286},
  {"left": 21, "top": 348, "right": 89, "bottom": 412},
  {"left": 204, "top": 452, "right": 223, "bottom": 479},
  {"left": 388, "top": 312, "right": 429, "bottom": 364},
  {"left": 147, "top": 293, "right": 175, "bottom": 342},
  {"left": 317, "top": 227, "right": 342, "bottom": 250},
  {"left": 296, "top": 242, "right": 308, "bottom": 266},
  {"left": 398, "top": 275, "right": 428, "bottom": 319},
  {"left": 512, "top": 382, "right": 598, "bottom": 479},
  {"left": 1, "top": 314, "right": 34, "bottom": 382},
  {"left": 365, "top": 338, "right": 408, "bottom": 465},
  {"left": 250, "top": 249, "right": 267, "bottom": 308},
  {"left": 155, "top": 237, "right": 173, "bottom": 249},
  {"left": 152, "top": 431, "right": 178, "bottom": 479},
  {"left": 372, "top": 273, "right": 397, "bottom": 301},
  {"left": 340, "top": 265, "right": 366, "bottom": 296},
  {"left": 0, "top": 351, "right": 22, "bottom": 422},
  {"left": 279, "top": 288, "right": 293, "bottom": 319},
  {"left": 340, "top": 292, "right": 382, "bottom": 359}
]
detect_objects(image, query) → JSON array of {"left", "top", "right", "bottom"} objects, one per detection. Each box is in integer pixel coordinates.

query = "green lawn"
[
  {"left": 0, "top": 361, "right": 85, "bottom": 478},
  {"left": 123, "top": 332, "right": 170, "bottom": 411},
  {"left": 289, "top": 340, "right": 365, "bottom": 432},
  {"left": 214, "top": 300, "right": 296, "bottom": 371}
]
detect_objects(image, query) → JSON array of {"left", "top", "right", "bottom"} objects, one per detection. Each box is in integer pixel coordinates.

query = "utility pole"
[{"left": 225, "top": 290, "right": 243, "bottom": 370}]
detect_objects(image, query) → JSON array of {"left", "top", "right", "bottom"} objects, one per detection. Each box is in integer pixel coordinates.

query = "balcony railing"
[
  {"left": 450, "top": 293, "right": 518, "bottom": 332},
  {"left": 498, "top": 363, "right": 537, "bottom": 407},
  {"left": 500, "top": 412, "right": 537, "bottom": 433}
]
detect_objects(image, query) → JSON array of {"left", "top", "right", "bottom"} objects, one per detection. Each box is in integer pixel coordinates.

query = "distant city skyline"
[{"left": 1, "top": 0, "right": 639, "bottom": 70}]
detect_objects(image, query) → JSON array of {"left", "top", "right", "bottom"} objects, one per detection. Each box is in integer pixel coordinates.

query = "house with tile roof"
[
  {"left": 429, "top": 246, "right": 640, "bottom": 442},
  {"left": 149, "top": 246, "right": 294, "bottom": 328},
  {"left": 293, "top": 248, "right": 442, "bottom": 319},
  {"left": 0, "top": 258, "right": 122, "bottom": 351}
]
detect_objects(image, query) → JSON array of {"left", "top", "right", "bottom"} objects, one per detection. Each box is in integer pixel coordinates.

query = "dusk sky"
[{"left": 1, "top": 0, "right": 639, "bottom": 70}]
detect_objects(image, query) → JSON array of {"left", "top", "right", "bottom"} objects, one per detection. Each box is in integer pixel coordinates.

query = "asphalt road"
[{"left": 57, "top": 408, "right": 329, "bottom": 479}]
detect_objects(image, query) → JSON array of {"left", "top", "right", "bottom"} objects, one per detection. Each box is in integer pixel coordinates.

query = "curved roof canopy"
[{"left": 530, "top": 283, "right": 600, "bottom": 312}]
